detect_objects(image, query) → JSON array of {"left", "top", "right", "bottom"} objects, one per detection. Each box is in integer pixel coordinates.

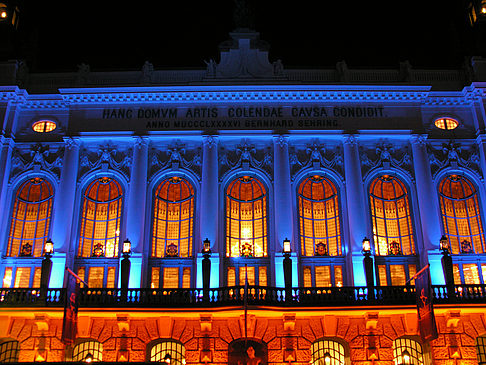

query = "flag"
[
  {"left": 61, "top": 269, "right": 81, "bottom": 345},
  {"left": 415, "top": 265, "right": 438, "bottom": 342}
]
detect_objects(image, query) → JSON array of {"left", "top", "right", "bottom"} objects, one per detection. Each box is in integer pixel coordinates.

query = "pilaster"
[{"left": 0, "top": 137, "right": 15, "bottom": 252}]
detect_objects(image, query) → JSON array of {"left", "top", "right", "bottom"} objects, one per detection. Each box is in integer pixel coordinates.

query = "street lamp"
[
  {"left": 400, "top": 350, "right": 411, "bottom": 365},
  {"left": 283, "top": 238, "right": 292, "bottom": 302},
  {"left": 121, "top": 239, "right": 131, "bottom": 290},
  {"left": 362, "top": 237, "right": 374, "bottom": 300},
  {"left": 440, "top": 235, "right": 455, "bottom": 299},
  {"left": 40, "top": 239, "right": 54, "bottom": 292},
  {"left": 202, "top": 238, "right": 212, "bottom": 301}
]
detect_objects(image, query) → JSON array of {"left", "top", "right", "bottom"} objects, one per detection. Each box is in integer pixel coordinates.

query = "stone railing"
[{"left": 0, "top": 284, "right": 485, "bottom": 308}]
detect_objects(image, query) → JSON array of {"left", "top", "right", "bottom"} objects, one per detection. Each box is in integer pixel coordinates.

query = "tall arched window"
[
  {"left": 369, "top": 175, "right": 415, "bottom": 256},
  {"left": 298, "top": 175, "right": 342, "bottom": 257},
  {"left": 226, "top": 176, "right": 267, "bottom": 258},
  {"left": 438, "top": 174, "right": 485, "bottom": 254},
  {"left": 152, "top": 177, "right": 194, "bottom": 258},
  {"left": 149, "top": 176, "right": 194, "bottom": 289},
  {"left": 393, "top": 338, "right": 423, "bottom": 365},
  {"left": 7, "top": 177, "right": 53, "bottom": 257},
  {"left": 78, "top": 177, "right": 122, "bottom": 258}
]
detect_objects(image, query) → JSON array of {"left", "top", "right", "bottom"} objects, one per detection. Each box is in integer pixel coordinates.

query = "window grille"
[
  {"left": 477, "top": 336, "right": 486, "bottom": 364},
  {"left": 226, "top": 177, "right": 267, "bottom": 258},
  {"left": 369, "top": 175, "right": 415, "bottom": 256},
  {"left": 311, "top": 339, "right": 345, "bottom": 365},
  {"left": 7, "top": 177, "right": 53, "bottom": 257},
  {"left": 392, "top": 338, "right": 423, "bottom": 365},
  {"left": 72, "top": 340, "right": 103, "bottom": 362},
  {"left": 0, "top": 340, "right": 19, "bottom": 362},
  {"left": 78, "top": 177, "right": 122, "bottom": 258},
  {"left": 149, "top": 341, "right": 185, "bottom": 364},
  {"left": 151, "top": 177, "right": 194, "bottom": 258},
  {"left": 298, "top": 176, "right": 342, "bottom": 257},
  {"left": 438, "top": 175, "right": 486, "bottom": 254}
]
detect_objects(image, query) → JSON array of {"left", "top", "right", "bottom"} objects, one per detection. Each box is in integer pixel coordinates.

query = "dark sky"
[{"left": 22, "top": 0, "right": 476, "bottom": 72}]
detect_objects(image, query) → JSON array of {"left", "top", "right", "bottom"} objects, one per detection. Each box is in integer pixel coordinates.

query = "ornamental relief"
[
  {"left": 428, "top": 141, "right": 480, "bottom": 178},
  {"left": 149, "top": 140, "right": 201, "bottom": 179},
  {"left": 10, "top": 143, "right": 63, "bottom": 181},
  {"left": 79, "top": 143, "right": 132, "bottom": 180},
  {"left": 360, "top": 141, "right": 412, "bottom": 178},
  {"left": 289, "top": 140, "right": 344, "bottom": 179},
  {"left": 219, "top": 139, "right": 273, "bottom": 178}
]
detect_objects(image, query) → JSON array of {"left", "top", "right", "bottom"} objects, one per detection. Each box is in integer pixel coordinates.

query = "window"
[
  {"left": 434, "top": 117, "right": 459, "bottom": 130},
  {"left": 7, "top": 178, "right": 53, "bottom": 257},
  {"left": 393, "top": 338, "right": 423, "bottom": 365},
  {"left": 438, "top": 175, "right": 485, "bottom": 254},
  {"left": 311, "top": 338, "right": 346, "bottom": 365},
  {"left": 0, "top": 340, "right": 19, "bottom": 362},
  {"left": 149, "top": 340, "right": 185, "bottom": 364},
  {"left": 226, "top": 176, "right": 268, "bottom": 258},
  {"left": 2, "top": 266, "right": 41, "bottom": 288},
  {"left": 32, "top": 120, "right": 57, "bottom": 133},
  {"left": 150, "top": 176, "right": 195, "bottom": 289},
  {"left": 477, "top": 335, "right": 486, "bottom": 365},
  {"left": 72, "top": 340, "right": 102, "bottom": 362},
  {"left": 369, "top": 175, "right": 415, "bottom": 256},
  {"left": 298, "top": 176, "right": 342, "bottom": 257},
  {"left": 78, "top": 177, "right": 122, "bottom": 258}
]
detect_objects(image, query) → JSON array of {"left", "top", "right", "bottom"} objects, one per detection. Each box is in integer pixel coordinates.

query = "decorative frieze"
[
  {"left": 289, "top": 139, "right": 344, "bottom": 178},
  {"left": 428, "top": 141, "right": 481, "bottom": 178},
  {"left": 10, "top": 143, "right": 63, "bottom": 181},
  {"left": 79, "top": 143, "right": 132, "bottom": 180},
  {"left": 219, "top": 139, "right": 273, "bottom": 177},
  {"left": 360, "top": 140, "right": 413, "bottom": 179},
  {"left": 149, "top": 140, "right": 201, "bottom": 178}
]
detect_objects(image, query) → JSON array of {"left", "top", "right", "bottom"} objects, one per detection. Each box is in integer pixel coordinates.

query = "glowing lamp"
[
  {"left": 202, "top": 238, "right": 211, "bottom": 253},
  {"left": 323, "top": 352, "right": 331, "bottom": 365},
  {"left": 362, "top": 237, "right": 371, "bottom": 254},
  {"left": 122, "top": 238, "right": 132, "bottom": 256},
  {"left": 0, "top": 10, "right": 6, "bottom": 18},
  {"left": 401, "top": 350, "right": 411, "bottom": 365},
  {"left": 283, "top": 238, "right": 291, "bottom": 254},
  {"left": 84, "top": 353, "right": 94, "bottom": 363},
  {"left": 164, "top": 353, "right": 171, "bottom": 364},
  {"left": 44, "top": 239, "right": 54, "bottom": 256},
  {"left": 439, "top": 235, "right": 449, "bottom": 253}
]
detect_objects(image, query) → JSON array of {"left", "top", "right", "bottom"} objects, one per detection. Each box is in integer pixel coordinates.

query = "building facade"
[{"left": 1, "top": 29, "right": 486, "bottom": 364}]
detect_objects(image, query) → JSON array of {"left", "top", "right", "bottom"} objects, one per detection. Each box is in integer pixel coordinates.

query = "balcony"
[{"left": 0, "top": 285, "right": 485, "bottom": 308}]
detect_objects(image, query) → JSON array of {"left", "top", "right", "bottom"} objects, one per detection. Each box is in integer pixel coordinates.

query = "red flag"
[
  {"left": 61, "top": 269, "right": 81, "bottom": 345},
  {"left": 415, "top": 265, "right": 438, "bottom": 342}
]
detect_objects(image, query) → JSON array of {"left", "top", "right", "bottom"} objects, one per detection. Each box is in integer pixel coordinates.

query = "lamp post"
[
  {"left": 202, "top": 238, "right": 212, "bottom": 302},
  {"left": 283, "top": 238, "right": 292, "bottom": 302},
  {"left": 440, "top": 235, "right": 455, "bottom": 299},
  {"left": 121, "top": 239, "right": 131, "bottom": 291},
  {"left": 362, "top": 237, "right": 374, "bottom": 300},
  {"left": 40, "top": 239, "right": 54, "bottom": 295}
]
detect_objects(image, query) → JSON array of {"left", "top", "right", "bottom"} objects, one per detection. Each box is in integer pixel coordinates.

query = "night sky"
[{"left": 21, "top": 0, "right": 476, "bottom": 72}]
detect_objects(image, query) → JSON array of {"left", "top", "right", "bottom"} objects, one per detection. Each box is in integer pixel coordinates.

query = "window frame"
[
  {"left": 0, "top": 339, "right": 20, "bottom": 363},
  {"left": 392, "top": 337, "right": 424, "bottom": 365},
  {"left": 71, "top": 339, "right": 103, "bottom": 362},
  {"left": 310, "top": 337, "right": 350, "bottom": 365}
]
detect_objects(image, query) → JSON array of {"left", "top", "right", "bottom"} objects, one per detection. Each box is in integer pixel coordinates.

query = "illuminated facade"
[{"left": 2, "top": 28, "right": 486, "bottom": 364}]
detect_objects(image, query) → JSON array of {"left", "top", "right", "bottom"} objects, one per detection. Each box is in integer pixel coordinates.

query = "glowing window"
[
  {"left": 303, "top": 265, "right": 343, "bottom": 287},
  {"left": 78, "top": 177, "right": 122, "bottom": 258},
  {"left": 311, "top": 339, "right": 346, "bottom": 365},
  {"left": 393, "top": 338, "right": 423, "bottom": 365},
  {"left": 438, "top": 175, "right": 485, "bottom": 254},
  {"left": 477, "top": 336, "right": 486, "bottom": 364},
  {"left": 369, "top": 175, "right": 415, "bottom": 256},
  {"left": 149, "top": 341, "right": 185, "bottom": 364},
  {"left": 32, "top": 120, "right": 57, "bottom": 133},
  {"left": 7, "top": 177, "right": 53, "bottom": 257},
  {"left": 0, "top": 340, "right": 19, "bottom": 363},
  {"left": 434, "top": 117, "right": 459, "bottom": 130},
  {"left": 72, "top": 340, "right": 103, "bottom": 362},
  {"left": 226, "top": 176, "right": 267, "bottom": 258},
  {"left": 151, "top": 177, "right": 194, "bottom": 258},
  {"left": 298, "top": 175, "right": 342, "bottom": 257}
]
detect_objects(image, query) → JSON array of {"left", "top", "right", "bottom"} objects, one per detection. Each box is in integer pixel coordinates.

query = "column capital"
[
  {"left": 343, "top": 134, "right": 358, "bottom": 146},
  {"left": 63, "top": 137, "right": 81, "bottom": 150},
  {"left": 202, "top": 135, "right": 218, "bottom": 149},
  {"left": 476, "top": 133, "right": 486, "bottom": 144},
  {"left": 273, "top": 134, "right": 289, "bottom": 147},
  {"left": 0, "top": 136, "right": 15, "bottom": 148},
  {"left": 133, "top": 136, "right": 149, "bottom": 149},
  {"left": 410, "top": 134, "right": 428, "bottom": 146}
]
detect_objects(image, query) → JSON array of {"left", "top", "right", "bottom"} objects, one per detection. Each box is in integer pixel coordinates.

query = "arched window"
[
  {"left": 311, "top": 338, "right": 346, "bottom": 365},
  {"left": 78, "top": 177, "right": 122, "bottom": 258},
  {"left": 151, "top": 177, "right": 194, "bottom": 258},
  {"left": 369, "top": 175, "right": 415, "bottom": 256},
  {"left": 7, "top": 177, "right": 53, "bottom": 257},
  {"left": 393, "top": 338, "right": 423, "bottom": 365},
  {"left": 228, "top": 339, "right": 267, "bottom": 365},
  {"left": 438, "top": 174, "right": 485, "bottom": 254},
  {"left": 477, "top": 335, "right": 486, "bottom": 364},
  {"left": 0, "top": 340, "right": 19, "bottom": 362},
  {"left": 298, "top": 175, "right": 342, "bottom": 257},
  {"left": 148, "top": 340, "right": 185, "bottom": 364},
  {"left": 226, "top": 176, "right": 267, "bottom": 258},
  {"left": 72, "top": 340, "right": 102, "bottom": 362}
]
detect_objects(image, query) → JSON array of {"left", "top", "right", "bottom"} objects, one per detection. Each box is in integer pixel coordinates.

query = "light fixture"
[
  {"left": 163, "top": 353, "right": 171, "bottom": 364},
  {"left": 0, "top": 10, "right": 6, "bottom": 19},
  {"left": 323, "top": 352, "right": 332, "bottom": 365},
  {"left": 283, "top": 238, "right": 291, "bottom": 254},
  {"left": 202, "top": 238, "right": 211, "bottom": 254},
  {"left": 439, "top": 235, "right": 449, "bottom": 253},
  {"left": 84, "top": 353, "right": 94, "bottom": 363},
  {"left": 362, "top": 237, "right": 371, "bottom": 255},
  {"left": 401, "top": 350, "right": 411, "bottom": 365},
  {"left": 122, "top": 238, "right": 132, "bottom": 256},
  {"left": 44, "top": 239, "right": 54, "bottom": 257}
]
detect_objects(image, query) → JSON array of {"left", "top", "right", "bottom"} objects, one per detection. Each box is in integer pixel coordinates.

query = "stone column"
[
  {"left": 50, "top": 137, "right": 80, "bottom": 287},
  {"left": 273, "top": 135, "right": 297, "bottom": 288},
  {"left": 124, "top": 136, "right": 148, "bottom": 288},
  {"left": 343, "top": 135, "right": 368, "bottom": 286},
  {"left": 0, "top": 137, "right": 14, "bottom": 251},
  {"left": 197, "top": 135, "right": 219, "bottom": 288}
]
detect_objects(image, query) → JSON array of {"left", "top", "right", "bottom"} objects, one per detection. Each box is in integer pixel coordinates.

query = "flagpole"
[
  {"left": 244, "top": 263, "right": 248, "bottom": 348},
  {"left": 406, "top": 263, "right": 430, "bottom": 284},
  {"left": 66, "top": 267, "right": 88, "bottom": 287}
]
